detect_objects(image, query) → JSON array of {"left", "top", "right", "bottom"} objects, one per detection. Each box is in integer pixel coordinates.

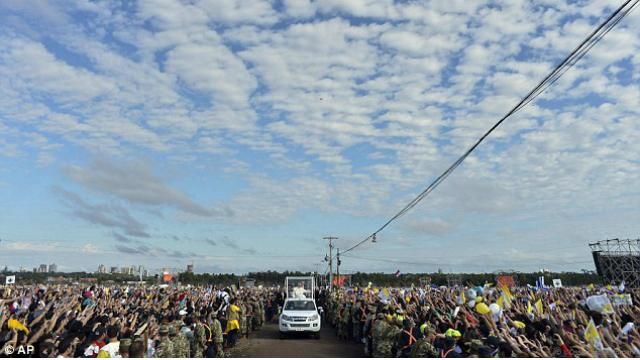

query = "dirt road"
[{"left": 231, "top": 323, "right": 364, "bottom": 357}]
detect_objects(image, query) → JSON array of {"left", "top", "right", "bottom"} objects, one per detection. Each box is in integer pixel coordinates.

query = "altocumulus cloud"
[{"left": 0, "top": 0, "right": 638, "bottom": 272}]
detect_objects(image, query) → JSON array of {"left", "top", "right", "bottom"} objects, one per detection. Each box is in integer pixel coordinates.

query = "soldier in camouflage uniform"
[
  {"left": 372, "top": 313, "right": 387, "bottom": 357},
  {"left": 153, "top": 325, "right": 174, "bottom": 358},
  {"left": 328, "top": 295, "right": 338, "bottom": 327},
  {"left": 171, "top": 322, "right": 190, "bottom": 358},
  {"left": 212, "top": 312, "right": 225, "bottom": 357},
  {"left": 352, "top": 300, "right": 363, "bottom": 343},
  {"left": 363, "top": 305, "right": 377, "bottom": 357},
  {"left": 258, "top": 298, "right": 265, "bottom": 328},
  {"left": 336, "top": 304, "right": 347, "bottom": 340},
  {"left": 410, "top": 336, "right": 438, "bottom": 358},
  {"left": 244, "top": 300, "right": 253, "bottom": 336},
  {"left": 193, "top": 317, "right": 207, "bottom": 358},
  {"left": 373, "top": 313, "right": 400, "bottom": 358},
  {"left": 240, "top": 303, "right": 248, "bottom": 339},
  {"left": 250, "top": 297, "right": 260, "bottom": 330}
]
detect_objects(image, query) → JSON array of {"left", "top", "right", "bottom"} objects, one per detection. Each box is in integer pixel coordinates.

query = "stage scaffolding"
[{"left": 590, "top": 238, "right": 640, "bottom": 288}]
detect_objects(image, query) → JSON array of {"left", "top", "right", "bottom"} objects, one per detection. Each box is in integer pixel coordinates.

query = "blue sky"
[{"left": 1, "top": 0, "right": 639, "bottom": 274}]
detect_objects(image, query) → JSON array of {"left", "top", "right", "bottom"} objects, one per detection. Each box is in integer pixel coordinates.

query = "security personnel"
[
  {"left": 351, "top": 300, "right": 362, "bottom": 342},
  {"left": 213, "top": 312, "right": 225, "bottom": 357},
  {"left": 193, "top": 316, "right": 207, "bottom": 358},
  {"left": 153, "top": 325, "right": 174, "bottom": 358},
  {"left": 373, "top": 313, "right": 395, "bottom": 357},
  {"left": 411, "top": 331, "right": 438, "bottom": 358},
  {"left": 240, "top": 302, "right": 248, "bottom": 338},
  {"left": 398, "top": 319, "right": 418, "bottom": 357},
  {"left": 170, "top": 323, "right": 190, "bottom": 357}
]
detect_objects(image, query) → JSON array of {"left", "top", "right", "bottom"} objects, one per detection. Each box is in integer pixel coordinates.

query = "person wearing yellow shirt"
[
  {"left": 97, "top": 325, "right": 121, "bottom": 358},
  {"left": 226, "top": 299, "right": 241, "bottom": 348}
]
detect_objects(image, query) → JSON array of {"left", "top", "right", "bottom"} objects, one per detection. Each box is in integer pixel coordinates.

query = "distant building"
[
  {"left": 38, "top": 264, "right": 48, "bottom": 273},
  {"left": 120, "top": 266, "right": 136, "bottom": 275},
  {"left": 186, "top": 264, "right": 194, "bottom": 273},
  {"left": 33, "top": 267, "right": 38, "bottom": 273},
  {"left": 49, "top": 264, "right": 57, "bottom": 273},
  {"left": 97, "top": 264, "right": 107, "bottom": 274},
  {"left": 110, "top": 266, "right": 118, "bottom": 274},
  {"left": 135, "top": 266, "right": 148, "bottom": 277}
]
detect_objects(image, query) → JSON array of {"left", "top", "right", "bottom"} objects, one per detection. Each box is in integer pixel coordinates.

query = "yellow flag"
[
  {"left": 497, "top": 295, "right": 504, "bottom": 308},
  {"left": 585, "top": 318, "right": 602, "bottom": 350},
  {"left": 8, "top": 318, "right": 29, "bottom": 335},
  {"left": 535, "top": 299, "right": 543, "bottom": 315},
  {"left": 527, "top": 301, "right": 533, "bottom": 314},
  {"left": 501, "top": 285, "right": 513, "bottom": 300},
  {"left": 587, "top": 283, "right": 595, "bottom": 291},
  {"left": 513, "top": 320, "right": 526, "bottom": 329},
  {"left": 382, "top": 288, "right": 390, "bottom": 297},
  {"left": 460, "top": 289, "right": 466, "bottom": 304},
  {"left": 500, "top": 285, "right": 513, "bottom": 308}
]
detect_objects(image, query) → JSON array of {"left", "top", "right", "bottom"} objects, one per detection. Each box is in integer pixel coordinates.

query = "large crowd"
[
  {"left": 0, "top": 284, "right": 283, "bottom": 358},
  {"left": 322, "top": 283, "right": 640, "bottom": 357},
  {"left": 2, "top": 280, "right": 639, "bottom": 358}
]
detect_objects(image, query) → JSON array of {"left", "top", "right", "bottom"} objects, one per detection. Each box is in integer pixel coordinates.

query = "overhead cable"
[{"left": 339, "top": 0, "right": 639, "bottom": 256}]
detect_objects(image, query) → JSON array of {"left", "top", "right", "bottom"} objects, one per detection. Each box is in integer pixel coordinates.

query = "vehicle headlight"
[
  {"left": 281, "top": 315, "right": 291, "bottom": 321},
  {"left": 308, "top": 314, "right": 319, "bottom": 321}
]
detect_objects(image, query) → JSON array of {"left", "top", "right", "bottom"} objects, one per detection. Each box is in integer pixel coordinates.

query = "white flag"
[
  {"left": 619, "top": 281, "right": 625, "bottom": 292},
  {"left": 5, "top": 275, "right": 15, "bottom": 285}
]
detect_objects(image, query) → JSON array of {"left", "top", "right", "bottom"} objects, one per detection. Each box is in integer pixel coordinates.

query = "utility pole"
[
  {"left": 323, "top": 236, "right": 338, "bottom": 291},
  {"left": 336, "top": 248, "right": 341, "bottom": 289}
]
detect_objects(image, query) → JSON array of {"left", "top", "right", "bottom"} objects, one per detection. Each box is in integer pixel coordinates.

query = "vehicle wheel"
[
  {"left": 279, "top": 331, "right": 286, "bottom": 339},
  {"left": 314, "top": 332, "right": 321, "bottom": 340}
]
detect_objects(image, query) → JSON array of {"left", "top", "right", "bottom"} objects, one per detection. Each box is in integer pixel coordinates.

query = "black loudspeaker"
[{"left": 592, "top": 251, "right": 603, "bottom": 276}]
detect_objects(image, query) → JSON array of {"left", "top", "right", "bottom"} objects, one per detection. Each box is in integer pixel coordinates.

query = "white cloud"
[
  {"left": 82, "top": 243, "right": 99, "bottom": 254},
  {"left": 3, "top": 241, "right": 59, "bottom": 252},
  {"left": 195, "top": 0, "right": 279, "bottom": 25},
  {"left": 164, "top": 42, "right": 257, "bottom": 109},
  {"left": 0, "top": 0, "right": 639, "bottom": 271},
  {"left": 0, "top": 38, "right": 116, "bottom": 103},
  {"left": 282, "top": 0, "right": 316, "bottom": 18}
]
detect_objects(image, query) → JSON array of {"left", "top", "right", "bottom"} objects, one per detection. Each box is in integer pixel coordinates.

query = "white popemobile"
[{"left": 279, "top": 276, "right": 321, "bottom": 339}]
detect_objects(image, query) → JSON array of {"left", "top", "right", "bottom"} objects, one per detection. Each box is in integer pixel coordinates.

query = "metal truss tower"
[{"left": 590, "top": 238, "right": 640, "bottom": 288}]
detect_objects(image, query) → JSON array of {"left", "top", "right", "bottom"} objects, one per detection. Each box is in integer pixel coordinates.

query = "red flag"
[{"left": 394, "top": 270, "right": 401, "bottom": 277}]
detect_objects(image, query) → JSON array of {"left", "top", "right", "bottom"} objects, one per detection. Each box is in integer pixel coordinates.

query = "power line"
[
  {"left": 342, "top": 254, "right": 593, "bottom": 268},
  {"left": 340, "top": 0, "right": 639, "bottom": 256}
]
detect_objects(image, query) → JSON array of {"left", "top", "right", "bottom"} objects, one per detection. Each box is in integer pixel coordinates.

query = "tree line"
[{"left": 2, "top": 269, "right": 602, "bottom": 288}]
